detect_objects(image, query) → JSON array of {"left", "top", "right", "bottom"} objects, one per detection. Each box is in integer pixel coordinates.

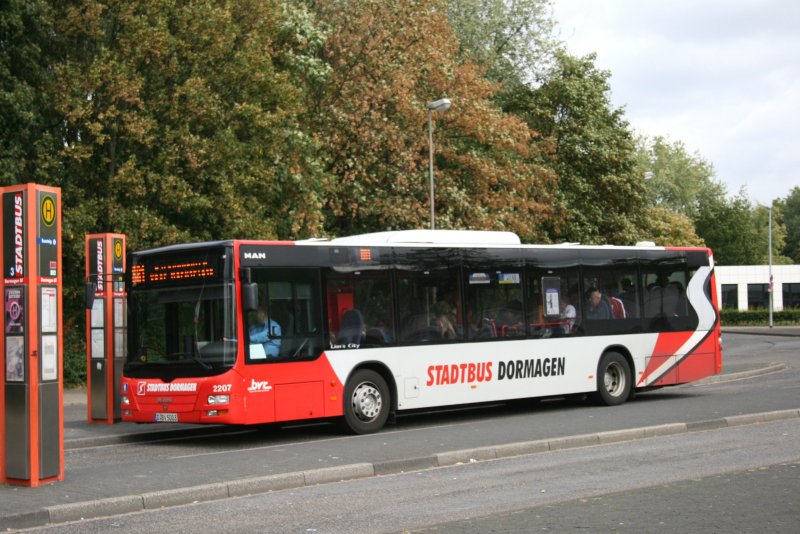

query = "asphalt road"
[
  {"left": 3, "top": 332, "right": 800, "bottom": 531},
  {"left": 63, "top": 333, "right": 800, "bottom": 478},
  {"left": 21, "top": 418, "right": 800, "bottom": 533}
]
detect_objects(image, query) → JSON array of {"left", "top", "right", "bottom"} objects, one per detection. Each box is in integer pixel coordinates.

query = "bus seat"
[{"left": 338, "top": 309, "right": 365, "bottom": 346}]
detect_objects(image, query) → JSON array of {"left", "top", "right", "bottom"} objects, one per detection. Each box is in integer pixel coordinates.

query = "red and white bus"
[{"left": 120, "top": 230, "right": 722, "bottom": 433}]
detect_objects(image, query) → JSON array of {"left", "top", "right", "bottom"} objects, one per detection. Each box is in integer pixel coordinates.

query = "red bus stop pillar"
[
  {"left": 85, "top": 234, "right": 126, "bottom": 424},
  {"left": 0, "top": 184, "right": 63, "bottom": 487}
]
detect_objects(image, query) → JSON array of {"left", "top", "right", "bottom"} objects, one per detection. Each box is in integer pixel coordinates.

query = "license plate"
[{"left": 155, "top": 412, "right": 178, "bottom": 423}]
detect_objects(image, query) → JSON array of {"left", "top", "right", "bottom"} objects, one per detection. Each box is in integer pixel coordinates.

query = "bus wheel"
[
  {"left": 343, "top": 369, "right": 390, "bottom": 434},
  {"left": 594, "top": 351, "right": 631, "bottom": 406}
]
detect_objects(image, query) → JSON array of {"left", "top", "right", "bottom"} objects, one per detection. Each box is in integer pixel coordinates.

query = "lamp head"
[{"left": 426, "top": 98, "right": 452, "bottom": 112}]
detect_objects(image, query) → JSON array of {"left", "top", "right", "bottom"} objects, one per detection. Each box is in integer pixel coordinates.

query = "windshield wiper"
[
  {"left": 186, "top": 347, "right": 212, "bottom": 370},
  {"left": 190, "top": 299, "right": 212, "bottom": 370}
]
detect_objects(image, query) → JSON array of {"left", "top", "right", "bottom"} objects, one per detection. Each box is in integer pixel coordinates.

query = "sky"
[{"left": 552, "top": 0, "right": 800, "bottom": 205}]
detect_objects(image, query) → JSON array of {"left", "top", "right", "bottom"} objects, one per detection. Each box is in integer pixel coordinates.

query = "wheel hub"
[
  {"left": 604, "top": 362, "right": 625, "bottom": 397},
  {"left": 352, "top": 382, "right": 382, "bottom": 422}
]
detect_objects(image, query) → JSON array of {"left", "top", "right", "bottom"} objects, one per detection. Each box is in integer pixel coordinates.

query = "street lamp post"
[
  {"left": 427, "top": 98, "right": 451, "bottom": 230},
  {"left": 768, "top": 204, "right": 773, "bottom": 328}
]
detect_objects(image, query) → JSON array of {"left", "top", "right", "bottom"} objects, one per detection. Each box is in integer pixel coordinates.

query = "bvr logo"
[
  {"left": 247, "top": 378, "right": 272, "bottom": 393},
  {"left": 137, "top": 381, "right": 146, "bottom": 396}
]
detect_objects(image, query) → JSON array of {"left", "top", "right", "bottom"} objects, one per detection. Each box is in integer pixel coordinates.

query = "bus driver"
[{"left": 249, "top": 307, "right": 281, "bottom": 357}]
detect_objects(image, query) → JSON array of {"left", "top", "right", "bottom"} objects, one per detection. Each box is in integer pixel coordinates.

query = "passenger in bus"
[
  {"left": 609, "top": 296, "right": 626, "bottom": 319},
  {"left": 467, "top": 308, "right": 496, "bottom": 338},
  {"left": 249, "top": 307, "right": 282, "bottom": 356},
  {"left": 585, "top": 287, "right": 613, "bottom": 320},
  {"left": 559, "top": 295, "right": 577, "bottom": 334},
  {"left": 434, "top": 301, "right": 457, "bottom": 339}
]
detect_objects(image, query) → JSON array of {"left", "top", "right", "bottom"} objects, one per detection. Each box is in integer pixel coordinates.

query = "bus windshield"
[{"left": 125, "top": 283, "right": 237, "bottom": 377}]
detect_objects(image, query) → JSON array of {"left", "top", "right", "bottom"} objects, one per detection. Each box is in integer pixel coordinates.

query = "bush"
[
  {"left": 720, "top": 309, "right": 800, "bottom": 326},
  {"left": 63, "top": 319, "right": 87, "bottom": 388}
]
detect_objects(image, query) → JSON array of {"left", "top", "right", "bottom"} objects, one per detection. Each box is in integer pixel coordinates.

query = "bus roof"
[
  {"left": 131, "top": 240, "right": 234, "bottom": 256},
  {"left": 302, "top": 230, "right": 683, "bottom": 252},
  {"left": 327, "top": 230, "right": 522, "bottom": 246},
  {"left": 130, "top": 231, "right": 709, "bottom": 255}
]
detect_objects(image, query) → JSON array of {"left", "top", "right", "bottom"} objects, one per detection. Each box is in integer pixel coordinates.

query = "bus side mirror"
[
  {"left": 243, "top": 283, "right": 259, "bottom": 312},
  {"left": 85, "top": 282, "right": 96, "bottom": 310}
]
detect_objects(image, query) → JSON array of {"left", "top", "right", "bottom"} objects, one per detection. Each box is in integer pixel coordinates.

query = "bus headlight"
[
  {"left": 121, "top": 395, "right": 130, "bottom": 405},
  {"left": 207, "top": 395, "right": 230, "bottom": 405}
]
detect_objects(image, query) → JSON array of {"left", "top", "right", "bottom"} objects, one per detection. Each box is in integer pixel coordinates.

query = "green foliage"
[
  {"left": 63, "top": 322, "right": 88, "bottom": 388},
  {"left": 694, "top": 192, "right": 761, "bottom": 265},
  {"left": 303, "top": 0, "right": 558, "bottom": 241},
  {"left": 778, "top": 187, "right": 800, "bottom": 262},
  {"left": 693, "top": 191, "right": 789, "bottom": 266},
  {"left": 640, "top": 205, "right": 704, "bottom": 247},
  {"left": 634, "top": 136, "right": 791, "bottom": 263},
  {"left": 447, "top": 0, "right": 556, "bottom": 86},
  {"left": 636, "top": 135, "right": 725, "bottom": 220},
  {"left": 0, "top": 0, "right": 59, "bottom": 185},
  {"left": 53, "top": 0, "right": 323, "bottom": 246},
  {"left": 753, "top": 204, "right": 791, "bottom": 265},
  {"left": 720, "top": 309, "right": 800, "bottom": 326},
  {"left": 507, "top": 50, "right": 647, "bottom": 244}
]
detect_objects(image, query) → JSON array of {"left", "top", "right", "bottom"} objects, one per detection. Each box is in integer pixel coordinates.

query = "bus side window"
[
  {"left": 643, "top": 271, "right": 688, "bottom": 319},
  {"left": 641, "top": 260, "right": 692, "bottom": 332},
  {"left": 465, "top": 270, "right": 523, "bottom": 340},
  {"left": 528, "top": 267, "right": 580, "bottom": 337},
  {"left": 325, "top": 270, "right": 394, "bottom": 349},
  {"left": 583, "top": 267, "right": 639, "bottom": 321},
  {"left": 246, "top": 268, "right": 324, "bottom": 362},
  {"left": 398, "top": 268, "right": 462, "bottom": 344}
]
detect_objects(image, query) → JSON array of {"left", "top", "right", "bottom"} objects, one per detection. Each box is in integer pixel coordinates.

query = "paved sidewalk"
[{"left": 722, "top": 325, "right": 800, "bottom": 337}]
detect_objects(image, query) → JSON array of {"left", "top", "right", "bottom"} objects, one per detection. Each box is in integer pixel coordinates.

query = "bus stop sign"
[{"left": 0, "top": 184, "right": 63, "bottom": 487}]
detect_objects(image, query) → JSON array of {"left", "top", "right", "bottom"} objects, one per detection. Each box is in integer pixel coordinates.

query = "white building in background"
[{"left": 714, "top": 265, "right": 800, "bottom": 311}]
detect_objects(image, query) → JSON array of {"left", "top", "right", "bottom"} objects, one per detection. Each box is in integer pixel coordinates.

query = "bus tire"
[
  {"left": 342, "top": 369, "right": 390, "bottom": 434},
  {"left": 593, "top": 351, "right": 631, "bottom": 406}
]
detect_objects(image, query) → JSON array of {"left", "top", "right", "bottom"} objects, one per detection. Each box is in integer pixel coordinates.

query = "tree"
[
  {"left": 640, "top": 206, "right": 704, "bottom": 247},
  {"left": 778, "top": 187, "right": 800, "bottom": 262},
  {"left": 302, "top": 0, "right": 558, "bottom": 241},
  {"left": 635, "top": 135, "right": 725, "bottom": 220},
  {"left": 446, "top": 0, "right": 556, "bottom": 87},
  {"left": 53, "top": 0, "right": 323, "bottom": 249},
  {"left": 508, "top": 50, "right": 648, "bottom": 244},
  {"left": 694, "top": 192, "right": 762, "bottom": 265},
  {"left": 0, "top": 0, "right": 60, "bottom": 185}
]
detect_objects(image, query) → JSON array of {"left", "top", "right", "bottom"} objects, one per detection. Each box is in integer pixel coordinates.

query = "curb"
[
  {"left": 721, "top": 328, "right": 800, "bottom": 337},
  {"left": 3, "top": 408, "right": 799, "bottom": 531},
  {"left": 695, "top": 362, "right": 787, "bottom": 385}
]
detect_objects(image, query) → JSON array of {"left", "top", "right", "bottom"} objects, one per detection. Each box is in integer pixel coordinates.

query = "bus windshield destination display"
[{"left": 130, "top": 255, "right": 223, "bottom": 287}]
